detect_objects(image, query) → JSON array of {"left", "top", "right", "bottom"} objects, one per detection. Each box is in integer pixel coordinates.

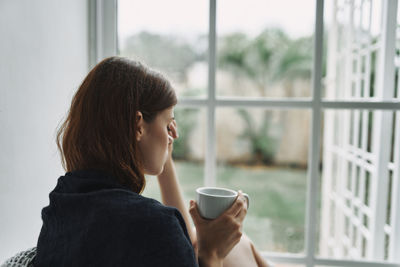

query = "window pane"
[
  {"left": 319, "top": 109, "right": 398, "bottom": 261},
  {"left": 117, "top": 0, "right": 208, "bottom": 98},
  {"left": 322, "top": 0, "right": 395, "bottom": 100},
  {"left": 216, "top": 0, "right": 315, "bottom": 98},
  {"left": 142, "top": 107, "right": 205, "bottom": 213},
  {"left": 216, "top": 108, "right": 310, "bottom": 253}
]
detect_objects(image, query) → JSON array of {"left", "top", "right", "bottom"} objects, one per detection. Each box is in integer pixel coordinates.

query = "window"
[
  {"left": 94, "top": 0, "right": 400, "bottom": 265},
  {"left": 319, "top": 0, "right": 400, "bottom": 264}
]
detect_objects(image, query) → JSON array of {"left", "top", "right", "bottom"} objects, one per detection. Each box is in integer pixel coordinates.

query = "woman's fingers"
[
  {"left": 169, "top": 120, "right": 179, "bottom": 139},
  {"left": 191, "top": 194, "right": 248, "bottom": 262},
  {"left": 225, "top": 191, "right": 247, "bottom": 218},
  {"left": 189, "top": 200, "right": 205, "bottom": 225},
  {"left": 235, "top": 203, "right": 247, "bottom": 224},
  {"left": 168, "top": 135, "right": 174, "bottom": 145},
  {"left": 173, "top": 121, "right": 179, "bottom": 138}
]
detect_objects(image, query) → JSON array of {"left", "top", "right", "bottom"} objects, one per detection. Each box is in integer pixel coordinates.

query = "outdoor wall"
[{"left": 0, "top": 0, "right": 88, "bottom": 261}]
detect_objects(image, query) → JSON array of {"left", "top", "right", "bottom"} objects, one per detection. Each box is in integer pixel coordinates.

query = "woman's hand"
[
  {"left": 167, "top": 119, "right": 178, "bottom": 158},
  {"left": 189, "top": 191, "right": 248, "bottom": 267}
]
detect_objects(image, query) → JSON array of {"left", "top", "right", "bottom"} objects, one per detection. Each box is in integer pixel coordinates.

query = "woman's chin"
[
  {"left": 154, "top": 166, "right": 164, "bottom": 176},
  {"left": 144, "top": 166, "right": 164, "bottom": 176}
]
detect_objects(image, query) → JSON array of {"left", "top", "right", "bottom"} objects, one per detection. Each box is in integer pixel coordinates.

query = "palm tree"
[{"left": 218, "top": 28, "right": 313, "bottom": 164}]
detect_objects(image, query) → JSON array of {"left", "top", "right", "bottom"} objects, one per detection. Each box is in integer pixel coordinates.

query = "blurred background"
[{"left": 1, "top": 1, "right": 399, "bottom": 266}]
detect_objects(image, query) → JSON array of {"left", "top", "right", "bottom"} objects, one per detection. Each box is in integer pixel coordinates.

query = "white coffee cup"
[{"left": 196, "top": 187, "right": 250, "bottom": 219}]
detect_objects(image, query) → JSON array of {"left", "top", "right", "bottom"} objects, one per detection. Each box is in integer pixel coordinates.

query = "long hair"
[{"left": 56, "top": 57, "right": 177, "bottom": 194}]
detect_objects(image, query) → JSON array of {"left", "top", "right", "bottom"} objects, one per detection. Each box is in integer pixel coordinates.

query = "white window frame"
[{"left": 92, "top": 0, "right": 400, "bottom": 266}]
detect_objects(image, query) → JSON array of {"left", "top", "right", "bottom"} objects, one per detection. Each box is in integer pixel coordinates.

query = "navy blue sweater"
[{"left": 34, "top": 170, "right": 197, "bottom": 267}]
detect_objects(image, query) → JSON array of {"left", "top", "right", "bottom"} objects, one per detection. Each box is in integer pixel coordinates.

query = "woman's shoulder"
[
  {"left": 47, "top": 170, "right": 182, "bottom": 226},
  {"left": 124, "top": 194, "right": 184, "bottom": 227},
  {"left": 109, "top": 190, "right": 177, "bottom": 218},
  {"left": 83, "top": 188, "right": 183, "bottom": 226}
]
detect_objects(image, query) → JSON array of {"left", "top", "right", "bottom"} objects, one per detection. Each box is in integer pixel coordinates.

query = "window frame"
[{"left": 93, "top": 0, "right": 400, "bottom": 265}]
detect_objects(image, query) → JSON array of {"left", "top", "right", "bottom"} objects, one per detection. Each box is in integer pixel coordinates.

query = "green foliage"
[
  {"left": 121, "top": 28, "right": 315, "bottom": 165},
  {"left": 275, "top": 36, "right": 312, "bottom": 80},
  {"left": 122, "top": 31, "right": 202, "bottom": 80},
  {"left": 218, "top": 33, "right": 253, "bottom": 77},
  {"left": 215, "top": 163, "right": 307, "bottom": 252},
  {"left": 172, "top": 108, "right": 199, "bottom": 160},
  {"left": 218, "top": 29, "right": 311, "bottom": 163},
  {"left": 218, "top": 28, "right": 313, "bottom": 96},
  {"left": 237, "top": 109, "right": 279, "bottom": 165}
]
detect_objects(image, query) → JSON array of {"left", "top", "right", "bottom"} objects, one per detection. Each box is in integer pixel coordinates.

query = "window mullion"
[
  {"left": 90, "top": 0, "right": 118, "bottom": 68},
  {"left": 305, "top": 0, "right": 325, "bottom": 266},
  {"left": 369, "top": 0, "right": 398, "bottom": 261},
  {"left": 205, "top": 0, "right": 217, "bottom": 187},
  {"left": 390, "top": 110, "right": 400, "bottom": 261}
]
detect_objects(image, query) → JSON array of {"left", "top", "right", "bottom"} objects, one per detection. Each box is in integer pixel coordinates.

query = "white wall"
[{"left": 0, "top": 0, "right": 89, "bottom": 261}]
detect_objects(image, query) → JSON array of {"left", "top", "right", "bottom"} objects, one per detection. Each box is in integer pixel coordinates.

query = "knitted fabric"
[{"left": 1, "top": 247, "right": 36, "bottom": 267}]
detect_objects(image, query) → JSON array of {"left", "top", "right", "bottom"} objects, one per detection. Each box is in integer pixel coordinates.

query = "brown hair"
[{"left": 57, "top": 56, "right": 177, "bottom": 194}]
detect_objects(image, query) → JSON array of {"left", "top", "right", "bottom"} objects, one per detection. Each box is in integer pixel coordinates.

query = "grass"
[{"left": 142, "top": 161, "right": 307, "bottom": 253}]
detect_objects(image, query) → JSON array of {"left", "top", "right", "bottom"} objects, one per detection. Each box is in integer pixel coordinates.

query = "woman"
[{"left": 34, "top": 57, "right": 269, "bottom": 267}]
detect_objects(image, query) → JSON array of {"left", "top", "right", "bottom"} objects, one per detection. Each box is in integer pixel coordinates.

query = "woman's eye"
[{"left": 167, "top": 126, "right": 171, "bottom": 131}]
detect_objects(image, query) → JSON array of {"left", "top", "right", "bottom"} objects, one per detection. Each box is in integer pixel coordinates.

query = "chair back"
[{"left": 1, "top": 247, "right": 36, "bottom": 267}]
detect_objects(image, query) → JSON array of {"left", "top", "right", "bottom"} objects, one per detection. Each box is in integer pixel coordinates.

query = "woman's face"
[{"left": 137, "top": 107, "right": 176, "bottom": 175}]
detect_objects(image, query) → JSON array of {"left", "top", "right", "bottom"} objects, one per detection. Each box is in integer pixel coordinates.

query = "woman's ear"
[{"left": 136, "top": 111, "right": 144, "bottom": 141}]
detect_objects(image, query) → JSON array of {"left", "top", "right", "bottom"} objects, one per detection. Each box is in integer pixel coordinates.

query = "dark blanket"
[{"left": 34, "top": 170, "right": 197, "bottom": 267}]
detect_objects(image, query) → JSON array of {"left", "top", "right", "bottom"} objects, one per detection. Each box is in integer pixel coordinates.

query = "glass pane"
[
  {"left": 142, "top": 107, "right": 205, "bottom": 209},
  {"left": 319, "top": 109, "right": 397, "bottom": 261},
  {"left": 118, "top": 0, "right": 208, "bottom": 98},
  {"left": 216, "top": 0, "right": 315, "bottom": 98},
  {"left": 323, "top": 0, "right": 387, "bottom": 100},
  {"left": 216, "top": 108, "right": 310, "bottom": 253}
]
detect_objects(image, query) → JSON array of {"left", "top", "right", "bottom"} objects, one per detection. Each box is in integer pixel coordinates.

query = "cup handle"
[{"left": 242, "top": 193, "right": 250, "bottom": 209}]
